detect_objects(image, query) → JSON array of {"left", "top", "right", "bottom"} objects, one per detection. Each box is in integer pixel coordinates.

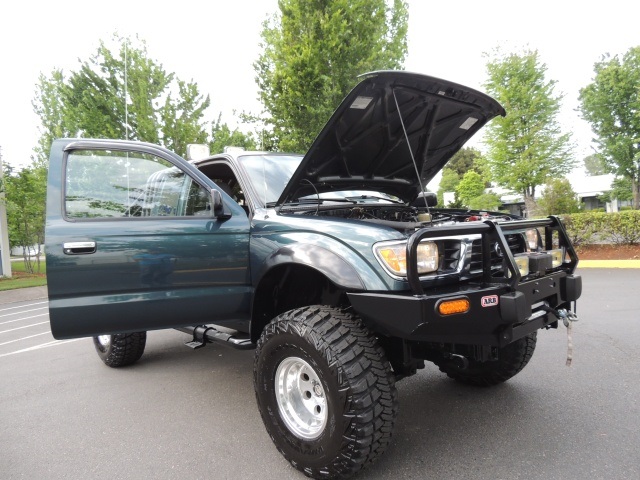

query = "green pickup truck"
[{"left": 45, "top": 70, "right": 581, "bottom": 479}]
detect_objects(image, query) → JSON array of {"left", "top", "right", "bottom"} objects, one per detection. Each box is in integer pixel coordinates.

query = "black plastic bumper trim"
[{"left": 348, "top": 273, "right": 581, "bottom": 347}]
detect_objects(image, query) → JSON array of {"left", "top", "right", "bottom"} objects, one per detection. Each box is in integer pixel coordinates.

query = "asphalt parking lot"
[{"left": 1, "top": 268, "right": 639, "bottom": 480}]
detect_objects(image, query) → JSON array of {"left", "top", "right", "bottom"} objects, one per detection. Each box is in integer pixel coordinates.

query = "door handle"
[{"left": 63, "top": 241, "right": 97, "bottom": 255}]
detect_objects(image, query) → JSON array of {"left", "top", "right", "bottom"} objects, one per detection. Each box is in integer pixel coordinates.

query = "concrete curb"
[
  {"left": 578, "top": 260, "right": 640, "bottom": 269},
  {"left": 0, "top": 286, "right": 48, "bottom": 305}
]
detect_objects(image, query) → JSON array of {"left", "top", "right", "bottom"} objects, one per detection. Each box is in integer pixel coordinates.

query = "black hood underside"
[{"left": 277, "top": 70, "right": 505, "bottom": 205}]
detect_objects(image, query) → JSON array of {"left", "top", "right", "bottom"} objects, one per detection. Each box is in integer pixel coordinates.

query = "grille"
[
  {"left": 439, "top": 240, "right": 462, "bottom": 273},
  {"left": 469, "top": 233, "right": 526, "bottom": 274}
]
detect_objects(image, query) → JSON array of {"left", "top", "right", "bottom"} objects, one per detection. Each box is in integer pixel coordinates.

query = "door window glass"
[{"left": 65, "top": 149, "right": 210, "bottom": 219}]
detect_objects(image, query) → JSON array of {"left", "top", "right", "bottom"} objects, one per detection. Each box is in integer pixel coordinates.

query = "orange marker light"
[{"left": 437, "top": 298, "right": 470, "bottom": 316}]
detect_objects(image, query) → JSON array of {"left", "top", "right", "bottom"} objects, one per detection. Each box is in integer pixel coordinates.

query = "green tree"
[
  {"left": 483, "top": 49, "right": 574, "bottom": 217},
  {"left": 160, "top": 79, "right": 211, "bottom": 157},
  {"left": 255, "top": 0, "right": 409, "bottom": 152},
  {"left": 210, "top": 115, "right": 258, "bottom": 154},
  {"left": 32, "top": 70, "right": 70, "bottom": 166},
  {"left": 454, "top": 170, "right": 502, "bottom": 210},
  {"left": 583, "top": 153, "right": 607, "bottom": 176},
  {"left": 446, "top": 147, "right": 485, "bottom": 178},
  {"left": 1, "top": 163, "right": 47, "bottom": 273},
  {"left": 34, "top": 34, "right": 218, "bottom": 160},
  {"left": 579, "top": 46, "right": 640, "bottom": 208},
  {"left": 437, "top": 168, "right": 461, "bottom": 207},
  {"left": 456, "top": 171, "right": 486, "bottom": 207},
  {"left": 468, "top": 193, "right": 502, "bottom": 211},
  {"left": 537, "top": 178, "right": 580, "bottom": 216},
  {"left": 64, "top": 35, "right": 209, "bottom": 149},
  {"left": 437, "top": 147, "right": 488, "bottom": 206}
]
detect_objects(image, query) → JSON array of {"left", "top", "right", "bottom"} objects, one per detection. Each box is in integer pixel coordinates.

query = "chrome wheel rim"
[
  {"left": 97, "top": 335, "right": 111, "bottom": 348},
  {"left": 275, "top": 356, "right": 327, "bottom": 440}
]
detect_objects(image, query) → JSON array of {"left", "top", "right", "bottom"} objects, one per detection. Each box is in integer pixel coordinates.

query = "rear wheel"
[
  {"left": 93, "top": 332, "right": 147, "bottom": 368},
  {"left": 435, "top": 332, "right": 537, "bottom": 387},
  {"left": 254, "top": 306, "right": 397, "bottom": 479}
]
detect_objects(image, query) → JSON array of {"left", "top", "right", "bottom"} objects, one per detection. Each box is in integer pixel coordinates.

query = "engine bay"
[{"left": 293, "top": 204, "right": 518, "bottom": 233}]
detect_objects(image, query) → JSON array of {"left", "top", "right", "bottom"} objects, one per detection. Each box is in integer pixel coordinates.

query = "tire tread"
[
  {"left": 94, "top": 332, "right": 146, "bottom": 368},
  {"left": 254, "top": 306, "right": 397, "bottom": 478}
]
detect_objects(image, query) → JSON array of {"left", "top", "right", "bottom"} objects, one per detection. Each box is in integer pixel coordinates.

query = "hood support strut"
[{"left": 392, "top": 88, "right": 433, "bottom": 223}]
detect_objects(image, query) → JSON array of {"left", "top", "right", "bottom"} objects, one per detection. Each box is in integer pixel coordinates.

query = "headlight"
[{"left": 375, "top": 241, "right": 439, "bottom": 277}]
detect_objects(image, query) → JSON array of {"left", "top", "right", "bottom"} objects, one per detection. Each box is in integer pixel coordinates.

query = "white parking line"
[
  {"left": 0, "top": 330, "right": 51, "bottom": 347},
  {"left": 0, "top": 301, "right": 48, "bottom": 313},
  {"left": 0, "top": 313, "right": 49, "bottom": 326},
  {"left": 0, "top": 338, "right": 83, "bottom": 358},
  {"left": 0, "top": 306, "right": 49, "bottom": 319},
  {"left": 0, "top": 321, "right": 50, "bottom": 335}
]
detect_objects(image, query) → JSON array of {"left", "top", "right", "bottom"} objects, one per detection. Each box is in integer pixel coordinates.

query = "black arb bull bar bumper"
[{"left": 348, "top": 216, "right": 582, "bottom": 347}]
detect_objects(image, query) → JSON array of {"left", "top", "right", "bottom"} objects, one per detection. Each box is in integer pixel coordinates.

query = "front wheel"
[
  {"left": 435, "top": 332, "right": 537, "bottom": 387},
  {"left": 254, "top": 306, "right": 397, "bottom": 479},
  {"left": 93, "top": 332, "right": 147, "bottom": 368}
]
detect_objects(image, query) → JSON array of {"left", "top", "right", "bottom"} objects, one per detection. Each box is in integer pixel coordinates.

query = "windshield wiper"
[
  {"left": 344, "top": 195, "right": 404, "bottom": 204},
  {"left": 278, "top": 198, "right": 358, "bottom": 206}
]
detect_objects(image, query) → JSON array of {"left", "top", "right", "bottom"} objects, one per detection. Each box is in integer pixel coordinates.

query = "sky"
[{"left": 1, "top": 0, "right": 639, "bottom": 182}]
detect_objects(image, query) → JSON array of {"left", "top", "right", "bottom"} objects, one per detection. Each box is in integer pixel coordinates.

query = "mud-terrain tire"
[
  {"left": 254, "top": 306, "right": 398, "bottom": 479},
  {"left": 436, "top": 332, "right": 537, "bottom": 387},
  {"left": 93, "top": 332, "right": 147, "bottom": 368}
]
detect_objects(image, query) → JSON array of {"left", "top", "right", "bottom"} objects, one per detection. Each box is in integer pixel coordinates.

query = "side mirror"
[{"left": 211, "top": 189, "right": 225, "bottom": 218}]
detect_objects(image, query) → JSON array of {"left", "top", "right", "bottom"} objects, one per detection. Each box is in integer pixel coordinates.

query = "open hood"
[{"left": 276, "top": 71, "right": 505, "bottom": 205}]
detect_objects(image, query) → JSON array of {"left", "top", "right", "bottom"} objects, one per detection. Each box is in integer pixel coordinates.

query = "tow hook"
[
  {"left": 444, "top": 352, "right": 469, "bottom": 370},
  {"left": 556, "top": 308, "right": 578, "bottom": 327}
]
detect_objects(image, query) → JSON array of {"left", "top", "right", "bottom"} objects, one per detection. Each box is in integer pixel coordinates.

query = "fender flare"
[{"left": 256, "top": 243, "right": 366, "bottom": 290}]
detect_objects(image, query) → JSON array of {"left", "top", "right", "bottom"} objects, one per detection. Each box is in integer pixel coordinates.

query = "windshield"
[{"left": 238, "top": 154, "right": 303, "bottom": 206}]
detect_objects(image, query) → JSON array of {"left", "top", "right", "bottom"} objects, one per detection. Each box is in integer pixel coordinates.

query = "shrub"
[
  {"left": 562, "top": 210, "right": 640, "bottom": 245},
  {"left": 561, "top": 212, "right": 607, "bottom": 245},
  {"left": 607, "top": 211, "right": 640, "bottom": 244}
]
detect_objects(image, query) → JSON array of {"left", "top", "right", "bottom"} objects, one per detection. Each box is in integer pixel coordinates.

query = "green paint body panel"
[{"left": 45, "top": 139, "right": 402, "bottom": 339}]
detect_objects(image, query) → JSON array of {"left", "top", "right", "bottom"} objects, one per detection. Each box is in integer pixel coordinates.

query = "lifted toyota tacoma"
[{"left": 45, "top": 71, "right": 581, "bottom": 479}]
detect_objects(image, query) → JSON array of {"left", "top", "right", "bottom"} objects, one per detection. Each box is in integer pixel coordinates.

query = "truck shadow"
[
  {"left": 91, "top": 331, "right": 569, "bottom": 480},
  {"left": 366, "top": 364, "right": 568, "bottom": 479}
]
